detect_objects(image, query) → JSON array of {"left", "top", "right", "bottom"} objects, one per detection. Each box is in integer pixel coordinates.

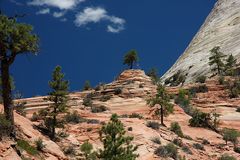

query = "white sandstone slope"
[{"left": 162, "top": 0, "right": 240, "bottom": 83}]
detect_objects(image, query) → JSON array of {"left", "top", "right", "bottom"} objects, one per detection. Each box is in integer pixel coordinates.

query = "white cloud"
[
  {"left": 28, "top": 0, "right": 85, "bottom": 10},
  {"left": 53, "top": 11, "right": 65, "bottom": 18},
  {"left": 36, "top": 8, "right": 50, "bottom": 15},
  {"left": 74, "top": 7, "right": 125, "bottom": 33}
]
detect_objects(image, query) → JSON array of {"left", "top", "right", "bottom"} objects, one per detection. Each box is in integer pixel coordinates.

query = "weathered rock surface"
[{"left": 162, "top": 0, "right": 240, "bottom": 83}]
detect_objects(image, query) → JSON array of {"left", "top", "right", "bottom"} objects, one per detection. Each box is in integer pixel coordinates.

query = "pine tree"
[
  {"left": 147, "top": 84, "right": 173, "bottom": 126},
  {"left": 123, "top": 50, "right": 139, "bottom": 69},
  {"left": 83, "top": 80, "right": 91, "bottom": 91},
  {"left": 225, "top": 54, "right": 237, "bottom": 76},
  {"left": 209, "top": 46, "right": 226, "bottom": 75},
  {"left": 98, "top": 114, "right": 138, "bottom": 160},
  {"left": 0, "top": 13, "right": 39, "bottom": 133},
  {"left": 45, "top": 66, "right": 69, "bottom": 140}
]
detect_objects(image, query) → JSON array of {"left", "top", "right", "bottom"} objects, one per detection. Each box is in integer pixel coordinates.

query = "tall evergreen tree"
[
  {"left": 209, "top": 46, "right": 226, "bottom": 75},
  {"left": 98, "top": 114, "right": 138, "bottom": 160},
  {"left": 0, "top": 13, "right": 38, "bottom": 132},
  {"left": 123, "top": 50, "right": 139, "bottom": 69},
  {"left": 225, "top": 54, "right": 237, "bottom": 76},
  {"left": 147, "top": 84, "right": 173, "bottom": 126},
  {"left": 45, "top": 66, "right": 69, "bottom": 140}
]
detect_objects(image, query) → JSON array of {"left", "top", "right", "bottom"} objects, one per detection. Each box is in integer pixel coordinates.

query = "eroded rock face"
[{"left": 162, "top": 0, "right": 240, "bottom": 83}]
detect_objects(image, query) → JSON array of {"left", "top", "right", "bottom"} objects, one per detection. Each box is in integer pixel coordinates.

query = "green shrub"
[
  {"left": 82, "top": 95, "right": 93, "bottom": 107},
  {"left": 182, "top": 145, "right": 193, "bottom": 155},
  {"left": 99, "top": 95, "right": 111, "bottom": 102},
  {"left": 218, "top": 76, "right": 225, "bottom": 85},
  {"left": 57, "top": 130, "right": 69, "bottom": 138},
  {"left": 0, "top": 114, "right": 12, "bottom": 138},
  {"left": 236, "top": 107, "right": 240, "bottom": 112},
  {"left": 164, "top": 70, "right": 186, "bottom": 86},
  {"left": 38, "top": 108, "right": 48, "bottom": 118},
  {"left": 64, "top": 145, "right": 75, "bottom": 155},
  {"left": 128, "top": 113, "right": 143, "bottom": 119},
  {"left": 80, "top": 141, "right": 96, "bottom": 160},
  {"left": 223, "top": 128, "right": 240, "bottom": 147},
  {"left": 202, "top": 139, "right": 210, "bottom": 145},
  {"left": 17, "top": 140, "right": 38, "bottom": 155},
  {"left": 87, "top": 119, "right": 100, "bottom": 124},
  {"left": 190, "top": 85, "right": 208, "bottom": 93},
  {"left": 114, "top": 88, "right": 122, "bottom": 95},
  {"left": 31, "top": 112, "right": 40, "bottom": 121},
  {"left": 170, "top": 122, "right": 184, "bottom": 137},
  {"left": 35, "top": 138, "right": 45, "bottom": 151},
  {"left": 64, "top": 111, "right": 85, "bottom": 124},
  {"left": 91, "top": 105, "right": 108, "bottom": 113},
  {"left": 189, "top": 110, "right": 211, "bottom": 128},
  {"left": 83, "top": 80, "right": 91, "bottom": 91},
  {"left": 234, "top": 147, "right": 240, "bottom": 153},
  {"left": 193, "top": 143, "right": 205, "bottom": 150},
  {"left": 128, "top": 127, "right": 133, "bottom": 131},
  {"left": 227, "top": 79, "right": 240, "bottom": 98},
  {"left": 173, "top": 138, "right": 183, "bottom": 147},
  {"left": 151, "top": 137, "right": 161, "bottom": 144},
  {"left": 154, "top": 143, "right": 178, "bottom": 159},
  {"left": 146, "top": 121, "right": 160, "bottom": 130},
  {"left": 15, "top": 101, "right": 27, "bottom": 117},
  {"left": 196, "top": 75, "right": 206, "bottom": 83},
  {"left": 218, "top": 154, "right": 236, "bottom": 160}
]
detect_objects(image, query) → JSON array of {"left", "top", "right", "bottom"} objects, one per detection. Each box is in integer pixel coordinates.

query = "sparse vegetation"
[
  {"left": 17, "top": 140, "right": 38, "bottom": 155},
  {"left": 82, "top": 94, "right": 93, "bottom": 107},
  {"left": 202, "top": 139, "right": 210, "bottom": 145},
  {"left": 128, "top": 127, "right": 133, "bottom": 131},
  {"left": 64, "top": 111, "right": 85, "bottom": 124},
  {"left": 99, "top": 95, "right": 111, "bottom": 102},
  {"left": 147, "top": 84, "right": 173, "bottom": 126},
  {"left": 196, "top": 75, "right": 206, "bottom": 83},
  {"left": 218, "top": 76, "right": 225, "bottom": 85},
  {"left": 147, "top": 68, "right": 159, "bottom": 84},
  {"left": 31, "top": 112, "right": 41, "bottom": 121},
  {"left": 222, "top": 128, "right": 240, "bottom": 147},
  {"left": 218, "top": 154, "right": 236, "bottom": 160},
  {"left": 80, "top": 141, "right": 96, "bottom": 160},
  {"left": 35, "top": 138, "right": 45, "bottom": 151},
  {"left": 173, "top": 138, "right": 183, "bottom": 147},
  {"left": 57, "top": 130, "right": 69, "bottom": 138},
  {"left": 128, "top": 113, "right": 143, "bottom": 119},
  {"left": 193, "top": 143, "right": 205, "bottom": 150},
  {"left": 64, "top": 145, "right": 76, "bottom": 155},
  {"left": 146, "top": 121, "right": 160, "bottom": 130},
  {"left": 0, "top": 113, "right": 11, "bottom": 138},
  {"left": 154, "top": 143, "right": 178, "bottom": 159},
  {"left": 182, "top": 145, "right": 193, "bottom": 155},
  {"left": 227, "top": 78, "right": 240, "bottom": 98},
  {"left": 114, "top": 88, "right": 122, "bottom": 95},
  {"left": 170, "top": 122, "right": 184, "bottom": 137},
  {"left": 164, "top": 70, "right": 186, "bottom": 86},
  {"left": 209, "top": 46, "right": 226, "bottom": 75},
  {"left": 151, "top": 137, "right": 161, "bottom": 144},
  {"left": 225, "top": 54, "right": 237, "bottom": 76},
  {"left": 190, "top": 84, "right": 208, "bottom": 94},
  {"left": 91, "top": 105, "right": 108, "bottom": 113}
]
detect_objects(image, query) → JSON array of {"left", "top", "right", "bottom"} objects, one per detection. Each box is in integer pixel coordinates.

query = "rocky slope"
[
  {"left": 162, "top": 0, "right": 240, "bottom": 83},
  {"left": 1, "top": 70, "right": 240, "bottom": 160}
]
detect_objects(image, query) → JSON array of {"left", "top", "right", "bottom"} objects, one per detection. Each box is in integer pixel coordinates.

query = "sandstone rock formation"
[{"left": 162, "top": 0, "right": 240, "bottom": 83}]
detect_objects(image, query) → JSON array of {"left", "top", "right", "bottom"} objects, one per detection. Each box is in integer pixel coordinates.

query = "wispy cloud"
[
  {"left": 36, "top": 8, "right": 50, "bottom": 15},
  {"left": 28, "top": 0, "right": 85, "bottom": 10},
  {"left": 74, "top": 7, "right": 125, "bottom": 33},
  {"left": 53, "top": 11, "right": 65, "bottom": 18}
]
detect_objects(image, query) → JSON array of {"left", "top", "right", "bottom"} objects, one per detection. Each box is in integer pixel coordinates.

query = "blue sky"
[{"left": 1, "top": 0, "right": 216, "bottom": 97}]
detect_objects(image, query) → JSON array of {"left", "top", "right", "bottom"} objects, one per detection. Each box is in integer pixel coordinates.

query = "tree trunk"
[
  {"left": 130, "top": 62, "right": 133, "bottom": 69},
  {"left": 160, "top": 105, "right": 165, "bottom": 126},
  {"left": 1, "top": 62, "right": 14, "bottom": 132},
  {"left": 52, "top": 107, "right": 56, "bottom": 140}
]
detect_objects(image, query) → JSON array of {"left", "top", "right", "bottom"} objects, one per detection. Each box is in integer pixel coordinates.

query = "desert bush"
[
  {"left": 202, "top": 139, "right": 210, "bottom": 145},
  {"left": 83, "top": 80, "right": 91, "bottom": 91},
  {"left": 154, "top": 143, "right": 178, "bottom": 159},
  {"left": 91, "top": 105, "right": 108, "bottom": 113},
  {"left": 114, "top": 88, "right": 122, "bottom": 95},
  {"left": 80, "top": 141, "right": 96, "bottom": 160},
  {"left": 183, "top": 135, "right": 193, "bottom": 140},
  {"left": 139, "top": 84, "right": 144, "bottom": 88},
  {"left": 17, "top": 140, "right": 38, "bottom": 155},
  {"left": 189, "top": 110, "right": 210, "bottom": 128},
  {"left": 31, "top": 112, "right": 41, "bottom": 121},
  {"left": 227, "top": 79, "right": 240, "bottom": 98},
  {"left": 182, "top": 145, "right": 193, "bottom": 155},
  {"left": 35, "top": 138, "right": 45, "bottom": 151},
  {"left": 99, "top": 95, "right": 111, "bottom": 102},
  {"left": 218, "top": 76, "right": 225, "bottom": 85},
  {"left": 218, "top": 154, "right": 236, "bottom": 160},
  {"left": 64, "top": 145, "right": 75, "bottom": 155},
  {"left": 38, "top": 108, "right": 48, "bottom": 118},
  {"left": 193, "top": 143, "right": 205, "bottom": 150},
  {"left": 146, "top": 121, "right": 160, "bottom": 130},
  {"left": 164, "top": 70, "right": 186, "bottom": 86},
  {"left": 170, "top": 122, "right": 184, "bottom": 137},
  {"left": 222, "top": 128, "right": 240, "bottom": 147},
  {"left": 57, "top": 130, "right": 69, "bottom": 138},
  {"left": 196, "top": 75, "right": 206, "bottom": 83},
  {"left": 175, "top": 89, "right": 190, "bottom": 108},
  {"left": 151, "top": 137, "right": 161, "bottom": 144},
  {"left": 87, "top": 119, "right": 100, "bottom": 124},
  {"left": 173, "top": 138, "right": 183, "bottom": 147},
  {"left": 64, "top": 111, "right": 85, "bottom": 124},
  {"left": 15, "top": 101, "right": 27, "bottom": 117},
  {"left": 129, "top": 113, "right": 143, "bottom": 119},
  {"left": 128, "top": 127, "right": 133, "bottom": 131},
  {"left": 82, "top": 95, "right": 93, "bottom": 107},
  {"left": 234, "top": 147, "right": 240, "bottom": 153},
  {"left": 0, "top": 114, "right": 12, "bottom": 138},
  {"left": 191, "top": 85, "right": 208, "bottom": 93},
  {"left": 236, "top": 107, "right": 240, "bottom": 112}
]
